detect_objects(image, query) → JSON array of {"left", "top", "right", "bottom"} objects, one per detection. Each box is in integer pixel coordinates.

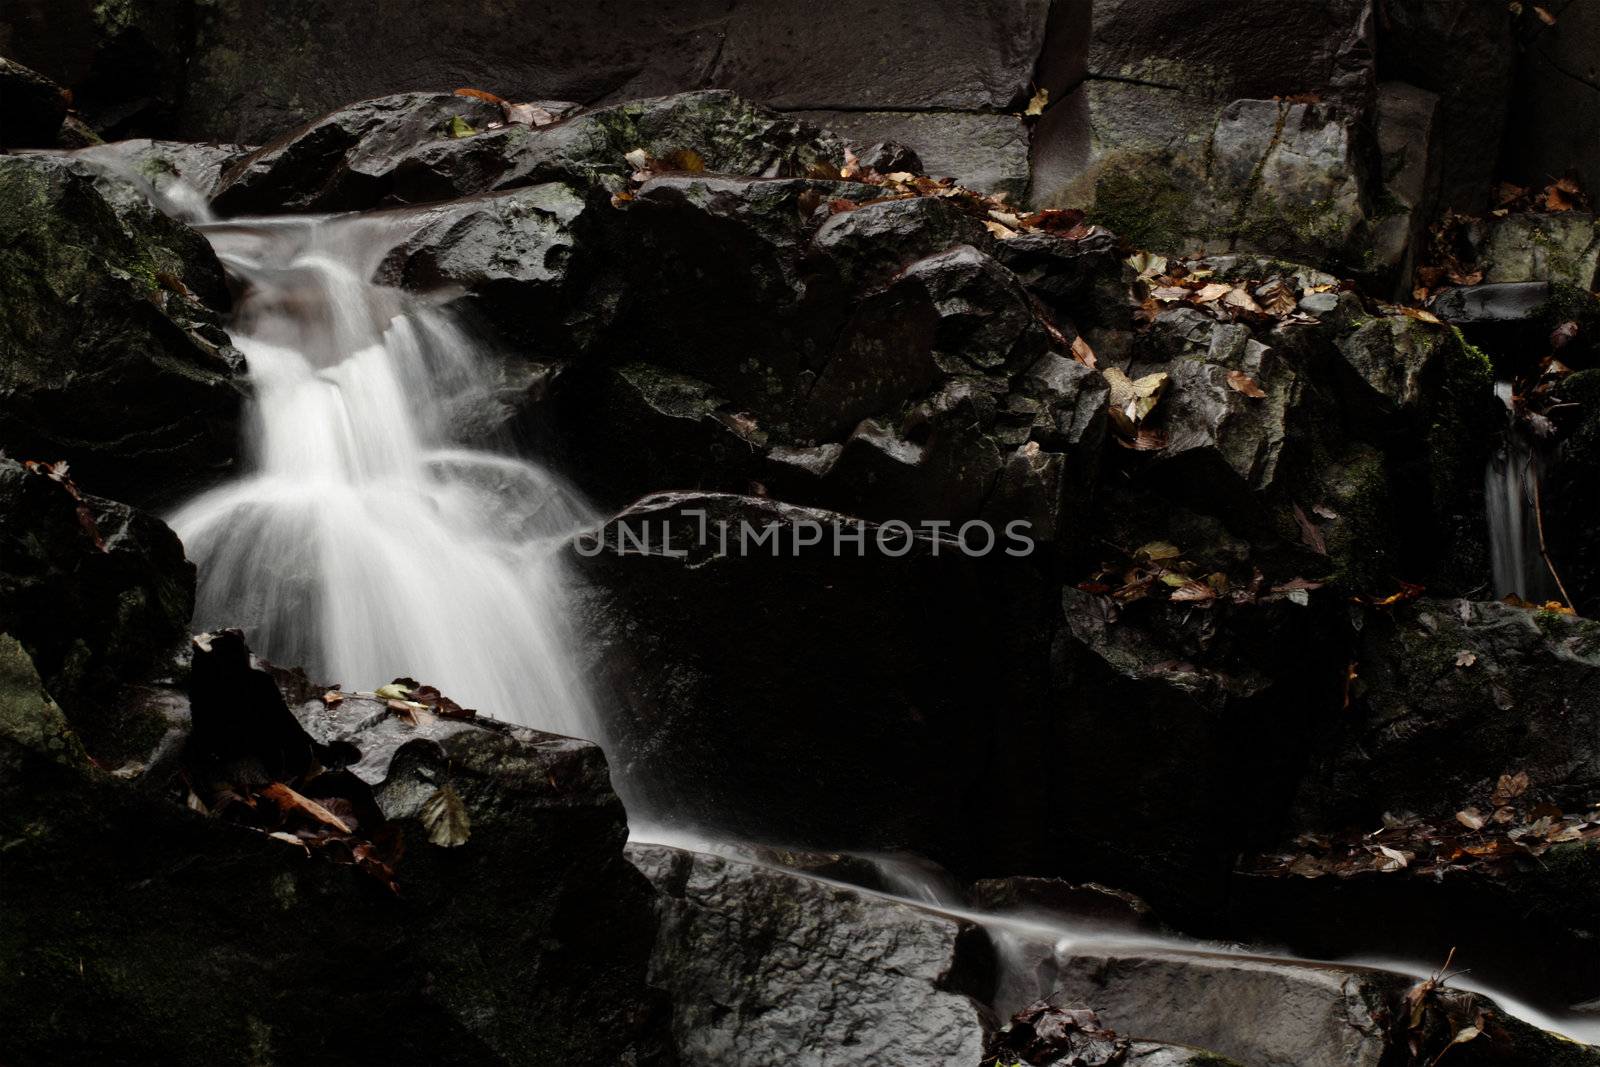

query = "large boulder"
[
  {"left": 0, "top": 457, "right": 193, "bottom": 757},
  {"left": 0, "top": 154, "right": 243, "bottom": 507},
  {"left": 629, "top": 843, "right": 992, "bottom": 1066},
  {"left": 570, "top": 492, "right": 1051, "bottom": 865},
  {"left": 0, "top": 630, "right": 672, "bottom": 1066},
  {"left": 1047, "top": 947, "right": 1596, "bottom": 1066},
  {"left": 1296, "top": 598, "right": 1600, "bottom": 827}
]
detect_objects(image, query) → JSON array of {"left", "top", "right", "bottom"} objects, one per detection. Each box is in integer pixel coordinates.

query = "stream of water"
[{"left": 1486, "top": 380, "right": 1559, "bottom": 602}]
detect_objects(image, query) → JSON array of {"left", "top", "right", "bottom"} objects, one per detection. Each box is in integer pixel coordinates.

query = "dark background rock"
[
  {"left": 0, "top": 56, "right": 69, "bottom": 147},
  {"left": 1502, "top": 0, "right": 1600, "bottom": 206}
]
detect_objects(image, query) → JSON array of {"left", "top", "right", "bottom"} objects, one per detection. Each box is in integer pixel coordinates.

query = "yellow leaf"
[{"left": 1024, "top": 87, "right": 1049, "bottom": 117}]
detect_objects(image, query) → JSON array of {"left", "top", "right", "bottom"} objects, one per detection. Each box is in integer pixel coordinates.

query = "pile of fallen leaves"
[
  {"left": 1077, "top": 539, "right": 1326, "bottom": 610},
  {"left": 1251, "top": 772, "right": 1600, "bottom": 881},
  {"left": 180, "top": 634, "right": 483, "bottom": 892},
  {"left": 1127, "top": 252, "right": 1339, "bottom": 330},
  {"left": 983, "top": 1001, "right": 1129, "bottom": 1067}
]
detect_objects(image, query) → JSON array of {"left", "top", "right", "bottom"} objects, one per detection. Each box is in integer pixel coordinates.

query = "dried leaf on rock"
[
  {"left": 1491, "top": 770, "right": 1529, "bottom": 805},
  {"left": 1455, "top": 807, "right": 1486, "bottom": 830},
  {"left": 1454, "top": 650, "right": 1477, "bottom": 668},
  {"left": 1069, "top": 334, "right": 1097, "bottom": 369},
  {"left": 1227, "top": 370, "right": 1267, "bottom": 398},
  {"left": 260, "top": 782, "right": 353, "bottom": 834},
  {"left": 421, "top": 785, "right": 471, "bottom": 847}
]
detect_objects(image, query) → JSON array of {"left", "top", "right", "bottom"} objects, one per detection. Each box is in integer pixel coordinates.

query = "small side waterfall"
[
  {"left": 1485, "top": 380, "right": 1558, "bottom": 603},
  {"left": 169, "top": 212, "right": 598, "bottom": 738}
]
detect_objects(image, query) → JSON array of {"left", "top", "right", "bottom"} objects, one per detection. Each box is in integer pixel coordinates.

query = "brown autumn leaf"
[
  {"left": 1455, "top": 807, "right": 1486, "bottom": 830},
  {"left": 1545, "top": 176, "right": 1581, "bottom": 212},
  {"left": 1023, "top": 86, "right": 1048, "bottom": 117},
  {"left": 454, "top": 87, "right": 506, "bottom": 104},
  {"left": 1492, "top": 770, "right": 1530, "bottom": 805},
  {"left": 1293, "top": 503, "right": 1327, "bottom": 555},
  {"left": 321, "top": 690, "right": 344, "bottom": 707},
  {"left": 1533, "top": 4, "right": 1556, "bottom": 25},
  {"left": 260, "top": 782, "right": 353, "bottom": 834},
  {"left": 1256, "top": 279, "right": 1298, "bottom": 315},
  {"left": 1222, "top": 286, "right": 1263, "bottom": 314},
  {"left": 1192, "top": 282, "right": 1232, "bottom": 303},
  {"left": 658, "top": 147, "right": 706, "bottom": 173},
  {"left": 1455, "top": 650, "right": 1477, "bottom": 668},
  {"left": 1227, "top": 369, "right": 1267, "bottom": 398},
  {"left": 1070, "top": 334, "right": 1097, "bottom": 369}
]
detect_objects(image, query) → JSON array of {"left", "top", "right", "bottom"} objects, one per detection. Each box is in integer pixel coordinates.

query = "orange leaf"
[
  {"left": 260, "top": 783, "right": 353, "bottom": 833},
  {"left": 1227, "top": 370, "right": 1267, "bottom": 398}
]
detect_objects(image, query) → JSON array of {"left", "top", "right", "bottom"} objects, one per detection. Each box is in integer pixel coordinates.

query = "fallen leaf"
[
  {"left": 1222, "top": 287, "right": 1263, "bottom": 314},
  {"left": 1544, "top": 176, "right": 1580, "bottom": 211},
  {"left": 1070, "top": 334, "right": 1098, "bottom": 369},
  {"left": 983, "top": 219, "right": 1018, "bottom": 239},
  {"left": 453, "top": 87, "right": 505, "bottom": 104},
  {"left": 1023, "top": 86, "right": 1049, "bottom": 117},
  {"left": 1533, "top": 5, "right": 1556, "bottom": 25},
  {"left": 1136, "top": 541, "right": 1182, "bottom": 561},
  {"left": 374, "top": 682, "right": 412, "bottom": 700},
  {"left": 1170, "top": 581, "right": 1216, "bottom": 602},
  {"left": 1293, "top": 503, "right": 1327, "bottom": 555},
  {"left": 623, "top": 147, "right": 652, "bottom": 171},
  {"left": 1492, "top": 770, "right": 1530, "bottom": 805},
  {"left": 322, "top": 690, "right": 344, "bottom": 707},
  {"left": 260, "top": 783, "right": 353, "bottom": 834},
  {"left": 1376, "top": 844, "right": 1412, "bottom": 870},
  {"left": 1227, "top": 369, "right": 1267, "bottom": 398},
  {"left": 1455, "top": 650, "right": 1477, "bottom": 668},
  {"left": 447, "top": 115, "right": 478, "bottom": 139},
  {"left": 1193, "top": 282, "right": 1232, "bottom": 303},
  {"left": 267, "top": 830, "right": 311, "bottom": 855},
  {"left": 1455, "top": 807, "right": 1486, "bottom": 830},
  {"left": 421, "top": 785, "right": 471, "bottom": 847}
]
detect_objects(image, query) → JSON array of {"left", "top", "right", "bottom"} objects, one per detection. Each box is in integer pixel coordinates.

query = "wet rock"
[
  {"left": 1466, "top": 212, "right": 1600, "bottom": 290},
  {"left": 628, "top": 843, "right": 993, "bottom": 1067},
  {"left": 70, "top": 137, "right": 258, "bottom": 201},
  {"left": 1296, "top": 598, "right": 1600, "bottom": 828},
  {"left": 0, "top": 154, "right": 243, "bottom": 506},
  {"left": 376, "top": 180, "right": 606, "bottom": 357},
  {"left": 969, "top": 876, "right": 1160, "bottom": 933},
  {"left": 0, "top": 457, "right": 193, "bottom": 755},
  {"left": 853, "top": 141, "right": 922, "bottom": 175},
  {"left": 1048, "top": 947, "right": 1589, "bottom": 1066},
  {"left": 0, "top": 55, "right": 69, "bottom": 147},
  {"left": 1230, "top": 849, "right": 1600, "bottom": 1015},
  {"left": 799, "top": 109, "right": 1032, "bottom": 199},
  {"left": 813, "top": 197, "right": 993, "bottom": 290},
  {"left": 1379, "top": 0, "right": 1517, "bottom": 211},
  {"left": 1432, "top": 281, "right": 1553, "bottom": 325},
  {"left": 212, "top": 91, "right": 505, "bottom": 214},
  {"left": 570, "top": 492, "right": 1050, "bottom": 863},
  {"left": 0, "top": 629, "right": 672, "bottom": 1066}
]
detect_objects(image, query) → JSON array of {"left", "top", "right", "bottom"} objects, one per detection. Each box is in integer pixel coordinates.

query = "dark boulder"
[
  {"left": 1048, "top": 947, "right": 1592, "bottom": 1066},
  {"left": 628, "top": 843, "right": 993, "bottom": 1066},
  {"left": 0, "top": 154, "right": 243, "bottom": 507},
  {"left": 212, "top": 91, "right": 506, "bottom": 214},
  {"left": 1296, "top": 598, "right": 1600, "bottom": 827},
  {"left": 570, "top": 492, "right": 1051, "bottom": 865},
  {"left": 0, "top": 630, "right": 672, "bottom": 1066},
  {"left": 0, "top": 458, "right": 193, "bottom": 757}
]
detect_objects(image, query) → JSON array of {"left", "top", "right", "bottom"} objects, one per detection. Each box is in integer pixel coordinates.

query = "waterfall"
[
  {"left": 1484, "top": 380, "right": 1558, "bottom": 603},
  {"left": 168, "top": 212, "right": 598, "bottom": 738}
]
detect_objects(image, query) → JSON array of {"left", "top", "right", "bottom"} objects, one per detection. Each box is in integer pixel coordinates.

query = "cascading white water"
[
  {"left": 169, "top": 212, "right": 598, "bottom": 737},
  {"left": 1485, "top": 380, "right": 1558, "bottom": 602}
]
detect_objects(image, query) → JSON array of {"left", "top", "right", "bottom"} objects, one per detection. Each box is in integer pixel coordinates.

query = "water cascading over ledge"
[{"left": 168, "top": 210, "right": 599, "bottom": 740}]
